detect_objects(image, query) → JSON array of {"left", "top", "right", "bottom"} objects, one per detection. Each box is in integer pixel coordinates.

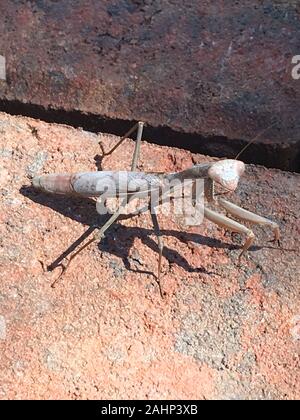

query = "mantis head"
[{"left": 208, "top": 159, "right": 245, "bottom": 191}]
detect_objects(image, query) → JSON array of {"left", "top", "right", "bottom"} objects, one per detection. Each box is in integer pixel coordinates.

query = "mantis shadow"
[{"left": 20, "top": 185, "right": 265, "bottom": 277}]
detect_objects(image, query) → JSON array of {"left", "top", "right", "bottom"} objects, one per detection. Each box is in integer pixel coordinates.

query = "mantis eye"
[{"left": 208, "top": 160, "right": 245, "bottom": 191}]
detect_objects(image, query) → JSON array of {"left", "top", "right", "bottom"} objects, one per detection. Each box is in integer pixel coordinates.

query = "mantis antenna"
[{"left": 235, "top": 124, "right": 276, "bottom": 160}]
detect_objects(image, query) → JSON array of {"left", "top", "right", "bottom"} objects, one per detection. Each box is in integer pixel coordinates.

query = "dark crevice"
[{"left": 0, "top": 99, "right": 299, "bottom": 172}]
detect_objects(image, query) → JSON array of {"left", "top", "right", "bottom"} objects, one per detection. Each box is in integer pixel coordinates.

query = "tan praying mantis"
[{"left": 32, "top": 122, "right": 280, "bottom": 294}]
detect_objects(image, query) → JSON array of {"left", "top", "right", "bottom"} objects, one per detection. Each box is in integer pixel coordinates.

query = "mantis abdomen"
[{"left": 32, "top": 170, "right": 166, "bottom": 197}]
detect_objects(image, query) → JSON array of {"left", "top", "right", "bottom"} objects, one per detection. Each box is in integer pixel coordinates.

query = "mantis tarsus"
[{"left": 32, "top": 122, "right": 280, "bottom": 294}]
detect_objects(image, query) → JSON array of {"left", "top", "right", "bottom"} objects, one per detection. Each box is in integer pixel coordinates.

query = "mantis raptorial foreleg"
[
  {"left": 204, "top": 207, "right": 255, "bottom": 262},
  {"left": 202, "top": 178, "right": 280, "bottom": 258},
  {"left": 218, "top": 197, "right": 280, "bottom": 245}
]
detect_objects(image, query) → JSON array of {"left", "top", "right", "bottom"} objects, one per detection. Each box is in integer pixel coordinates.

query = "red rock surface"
[
  {"left": 0, "top": 1, "right": 300, "bottom": 170},
  {"left": 0, "top": 112, "right": 299, "bottom": 399}
]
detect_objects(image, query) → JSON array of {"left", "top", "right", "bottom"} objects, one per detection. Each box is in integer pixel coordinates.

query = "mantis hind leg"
[
  {"left": 150, "top": 208, "right": 165, "bottom": 298},
  {"left": 99, "top": 121, "right": 144, "bottom": 171},
  {"left": 130, "top": 121, "right": 144, "bottom": 171},
  {"left": 51, "top": 197, "right": 130, "bottom": 287}
]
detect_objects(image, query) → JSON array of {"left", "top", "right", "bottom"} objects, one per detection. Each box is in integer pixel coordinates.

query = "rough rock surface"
[
  {"left": 0, "top": 112, "right": 299, "bottom": 399},
  {"left": 0, "top": 1, "right": 300, "bottom": 170}
]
